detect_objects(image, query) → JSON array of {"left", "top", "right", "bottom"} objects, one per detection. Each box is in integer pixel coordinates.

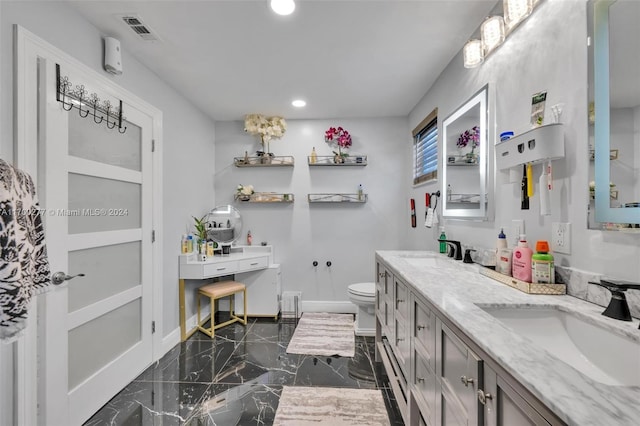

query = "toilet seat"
[{"left": 348, "top": 282, "right": 375, "bottom": 297}]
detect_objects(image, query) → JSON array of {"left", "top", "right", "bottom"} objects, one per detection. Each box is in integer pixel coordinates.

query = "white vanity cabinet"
[{"left": 374, "top": 255, "right": 564, "bottom": 426}]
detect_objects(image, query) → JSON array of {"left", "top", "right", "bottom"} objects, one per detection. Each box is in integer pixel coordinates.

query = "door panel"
[{"left": 68, "top": 241, "right": 141, "bottom": 312}]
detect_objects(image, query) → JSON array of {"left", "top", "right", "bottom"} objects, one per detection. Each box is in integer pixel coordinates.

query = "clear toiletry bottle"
[
  {"left": 310, "top": 147, "right": 317, "bottom": 164},
  {"left": 439, "top": 227, "right": 447, "bottom": 254},
  {"left": 181, "top": 234, "right": 188, "bottom": 254},
  {"left": 247, "top": 230, "right": 252, "bottom": 246},
  {"left": 358, "top": 184, "right": 363, "bottom": 201}
]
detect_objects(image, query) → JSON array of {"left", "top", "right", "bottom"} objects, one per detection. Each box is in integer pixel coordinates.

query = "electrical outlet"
[
  {"left": 552, "top": 222, "right": 571, "bottom": 254},
  {"left": 511, "top": 220, "right": 525, "bottom": 245}
]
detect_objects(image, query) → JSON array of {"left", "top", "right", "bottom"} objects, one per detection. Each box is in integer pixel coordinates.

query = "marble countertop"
[{"left": 376, "top": 250, "right": 640, "bottom": 426}]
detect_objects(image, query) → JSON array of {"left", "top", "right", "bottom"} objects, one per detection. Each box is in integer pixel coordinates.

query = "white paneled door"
[{"left": 37, "top": 58, "right": 154, "bottom": 425}]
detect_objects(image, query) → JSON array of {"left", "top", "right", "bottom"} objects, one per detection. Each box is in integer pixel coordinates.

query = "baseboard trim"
[{"left": 301, "top": 300, "right": 356, "bottom": 314}]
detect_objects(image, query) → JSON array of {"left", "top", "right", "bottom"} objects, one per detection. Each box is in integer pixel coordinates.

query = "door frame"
[{"left": 13, "top": 25, "right": 164, "bottom": 424}]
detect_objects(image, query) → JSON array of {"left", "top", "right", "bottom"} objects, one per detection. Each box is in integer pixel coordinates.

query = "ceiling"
[{"left": 68, "top": 0, "right": 498, "bottom": 121}]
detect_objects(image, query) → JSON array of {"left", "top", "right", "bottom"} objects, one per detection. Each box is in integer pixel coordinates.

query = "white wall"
[
  {"left": 214, "top": 118, "right": 408, "bottom": 305},
  {"left": 407, "top": 0, "right": 640, "bottom": 283},
  {"left": 0, "top": 1, "right": 216, "bottom": 341}
]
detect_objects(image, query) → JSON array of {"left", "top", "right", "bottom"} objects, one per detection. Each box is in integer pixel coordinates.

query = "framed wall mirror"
[
  {"left": 442, "top": 84, "right": 493, "bottom": 220},
  {"left": 589, "top": 0, "right": 640, "bottom": 229}
]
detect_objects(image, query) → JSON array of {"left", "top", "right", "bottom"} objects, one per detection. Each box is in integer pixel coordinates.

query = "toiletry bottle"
[
  {"left": 181, "top": 234, "right": 188, "bottom": 254},
  {"left": 497, "top": 247, "right": 513, "bottom": 276},
  {"left": 439, "top": 227, "right": 447, "bottom": 254},
  {"left": 358, "top": 184, "right": 363, "bottom": 201},
  {"left": 512, "top": 234, "right": 533, "bottom": 282},
  {"left": 247, "top": 230, "right": 252, "bottom": 246},
  {"left": 495, "top": 228, "right": 507, "bottom": 264},
  {"left": 187, "top": 235, "right": 194, "bottom": 253},
  {"left": 447, "top": 184, "right": 452, "bottom": 201},
  {"left": 532, "top": 240, "right": 554, "bottom": 283},
  {"left": 310, "top": 147, "right": 317, "bottom": 164}
]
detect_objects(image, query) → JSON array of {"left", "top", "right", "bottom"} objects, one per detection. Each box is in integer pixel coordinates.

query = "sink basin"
[{"left": 480, "top": 305, "right": 640, "bottom": 386}]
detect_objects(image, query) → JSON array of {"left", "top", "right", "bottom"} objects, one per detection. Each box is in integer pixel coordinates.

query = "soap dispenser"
[
  {"left": 512, "top": 234, "right": 533, "bottom": 282},
  {"left": 438, "top": 227, "right": 447, "bottom": 254}
]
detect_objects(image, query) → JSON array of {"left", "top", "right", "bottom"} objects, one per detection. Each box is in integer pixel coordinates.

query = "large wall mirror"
[
  {"left": 589, "top": 0, "right": 640, "bottom": 229},
  {"left": 442, "top": 84, "right": 493, "bottom": 220}
]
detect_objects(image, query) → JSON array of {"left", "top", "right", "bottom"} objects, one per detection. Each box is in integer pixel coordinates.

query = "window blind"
[{"left": 412, "top": 108, "right": 438, "bottom": 185}]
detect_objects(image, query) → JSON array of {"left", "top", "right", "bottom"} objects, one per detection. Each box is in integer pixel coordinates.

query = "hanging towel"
[{"left": 0, "top": 159, "right": 51, "bottom": 342}]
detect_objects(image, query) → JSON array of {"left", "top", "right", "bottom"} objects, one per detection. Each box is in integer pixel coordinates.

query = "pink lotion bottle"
[{"left": 512, "top": 234, "right": 533, "bottom": 282}]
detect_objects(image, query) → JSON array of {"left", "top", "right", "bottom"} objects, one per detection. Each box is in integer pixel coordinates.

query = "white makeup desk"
[{"left": 178, "top": 245, "right": 280, "bottom": 341}]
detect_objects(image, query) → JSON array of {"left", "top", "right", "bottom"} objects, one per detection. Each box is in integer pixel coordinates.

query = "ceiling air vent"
[{"left": 119, "top": 15, "right": 159, "bottom": 41}]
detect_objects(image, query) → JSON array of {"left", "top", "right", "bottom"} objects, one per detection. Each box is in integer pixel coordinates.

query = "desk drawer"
[
  {"left": 238, "top": 256, "right": 268, "bottom": 272},
  {"left": 203, "top": 261, "right": 238, "bottom": 276}
]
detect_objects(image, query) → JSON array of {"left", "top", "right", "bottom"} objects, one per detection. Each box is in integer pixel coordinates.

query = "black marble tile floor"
[{"left": 85, "top": 316, "right": 404, "bottom": 425}]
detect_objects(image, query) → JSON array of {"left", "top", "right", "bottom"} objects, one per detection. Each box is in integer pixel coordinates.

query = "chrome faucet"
[
  {"left": 438, "top": 239, "right": 462, "bottom": 260},
  {"left": 588, "top": 279, "right": 640, "bottom": 328}
]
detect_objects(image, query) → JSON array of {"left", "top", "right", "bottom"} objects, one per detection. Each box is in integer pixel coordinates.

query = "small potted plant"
[
  {"left": 325, "top": 126, "right": 352, "bottom": 163},
  {"left": 192, "top": 215, "right": 208, "bottom": 259},
  {"left": 244, "top": 114, "right": 287, "bottom": 164}
]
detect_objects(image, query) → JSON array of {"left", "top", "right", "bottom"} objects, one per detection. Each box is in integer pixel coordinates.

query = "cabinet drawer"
[
  {"left": 237, "top": 256, "right": 268, "bottom": 272},
  {"left": 414, "top": 299, "right": 436, "bottom": 367},
  {"left": 203, "top": 260, "right": 238, "bottom": 276},
  {"left": 394, "top": 279, "right": 409, "bottom": 318},
  {"left": 414, "top": 350, "right": 436, "bottom": 425}
]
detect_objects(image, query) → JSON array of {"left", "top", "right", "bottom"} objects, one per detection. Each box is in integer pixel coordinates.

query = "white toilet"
[{"left": 348, "top": 282, "right": 376, "bottom": 336}]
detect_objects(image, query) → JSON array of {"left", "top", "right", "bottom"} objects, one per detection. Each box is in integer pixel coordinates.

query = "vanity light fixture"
[
  {"left": 292, "top": 99, "right": 306, "bottom": 107},
  {"left": 270, "top": 0, "right": 295, "bottom": 16},
  {"left": 503, "top": 0, "right": 533, "bottom": 30},
  {"left": 481, "top": 16, "right": 505, "bottom": 55},
  {"left": 463, "top": 39, "right": 484, "bottom": 68}
]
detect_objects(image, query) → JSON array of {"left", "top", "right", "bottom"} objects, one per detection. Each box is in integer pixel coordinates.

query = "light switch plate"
[
  {"left": 511, "top": 219, "right": 525, "bottom": 245},
  {"left": 552, "top": 222, "right": 571, "bottom": 254}
]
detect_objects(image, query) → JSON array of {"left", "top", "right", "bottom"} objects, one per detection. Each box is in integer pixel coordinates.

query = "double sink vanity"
[{"left": 374, "top": 251, "right": 640, "bottom": 426}]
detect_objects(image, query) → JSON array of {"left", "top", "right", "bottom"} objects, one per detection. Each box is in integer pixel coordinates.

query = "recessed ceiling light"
[
  {"left": 270, "top": 0, "right": 295, "bottom": 16},
  {"left": 292, "top": 99, "right": 306, "bottom": 107}
]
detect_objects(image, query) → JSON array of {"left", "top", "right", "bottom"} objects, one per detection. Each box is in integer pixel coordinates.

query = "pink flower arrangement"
[
  {"left": 325, "top": 126, "right": 352, "bottom": 149},
  {"left": 457, "top": 126, "right": 480, "bottom": 151}
]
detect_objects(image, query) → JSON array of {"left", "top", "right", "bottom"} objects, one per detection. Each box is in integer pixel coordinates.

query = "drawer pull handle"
[
  {"left": 416, "top": 325, "right": 426, "bottom": 331},
  {"left": 378, "top": 272, "right": 385, "bottom": 278},
  {"left": 396, "top": 337, "right": 405, "bottom": 343},
  {"left": 416, "top": 377, "right": 425, "bottom": 383},
  {"left": 477, "top": 389, "right": 493, "bottom": 405},
  {"left": 250, "top": 262, "right": 259, "bottom": 266},
  {"left": 397, "top": 299, "right": 405, "bottom": 303},
  {"left": 217, "top": 267, "right": 226, "bottom": 271},
  {"left": 460, "top": 376, "right": 474, "bottom": 387}
]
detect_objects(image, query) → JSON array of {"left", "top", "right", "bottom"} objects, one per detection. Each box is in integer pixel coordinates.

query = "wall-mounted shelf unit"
[
  {"left": 234, "top": 192, "right": 294, "bottom": 203},
  {"left": 447, "top": 193, "right": 486, "bottom": 205},
  {"left": 307, "top": 193, "right": 368, "bottom": 203},
  {"left": 447, "top": 154, "right": 479, "bottom": 165},
  {"left": 495, "top": 123, "right": 564, "bottom": 170},
  {"left": 234, "top": 156, "right": 294, "bottom": 167},
  {"left": 308, "top": 155, "right": 367, "bottom": 166},
  {"left": 589, "top": 149, "right": 618, "bottom": 161}
]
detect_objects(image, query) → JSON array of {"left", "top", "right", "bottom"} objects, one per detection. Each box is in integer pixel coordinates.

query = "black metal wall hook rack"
[{"left": 56, "top": 63, "right": 127, "bottom": 134}]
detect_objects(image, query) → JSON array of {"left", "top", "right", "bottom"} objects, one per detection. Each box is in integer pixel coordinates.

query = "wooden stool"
[{"left": 196, "top": 280, "right": 247, "bottom": 337}]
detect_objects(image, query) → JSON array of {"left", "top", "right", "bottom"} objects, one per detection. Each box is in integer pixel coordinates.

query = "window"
[{"left": 412, "top": 108, "right": 438, "bottom": 185}]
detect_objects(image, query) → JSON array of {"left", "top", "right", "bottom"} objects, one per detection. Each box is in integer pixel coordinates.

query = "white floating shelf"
[
  {"left": 495, "top": 123, "right": 564, "bottom": 170},
  {"left": 307, "top": 193, "right": 368, "bottom": 203}
]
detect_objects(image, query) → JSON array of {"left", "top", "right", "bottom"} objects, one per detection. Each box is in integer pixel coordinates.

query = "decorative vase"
[
  {"left": 261, "top": 155, "right": 272, "bottom": 165},
  {"left": 465, "top": 151, "right": 476, "bottom": 163},
  {"left": 238, "top": 194, "right": 251, "bottom": 201},
  {"left": 334, "top": 154, "right": 344, "bottom": 164}
]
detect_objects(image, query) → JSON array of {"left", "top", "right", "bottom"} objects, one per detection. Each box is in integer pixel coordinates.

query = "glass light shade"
[
  {"left": 504, "top": 0, "right": 533, "bottom": 30},
  {"left": 292, "top": 99, "right": 306, "bottom": 107},
  {"left": 270, "top": 0, "right": 295, "bottom": 16},
  {"left": 463, "top": 40, "right": 484, "bottom": 68},
  {"left": 481, "top": 16, "right": 505, "bottom": 54}
]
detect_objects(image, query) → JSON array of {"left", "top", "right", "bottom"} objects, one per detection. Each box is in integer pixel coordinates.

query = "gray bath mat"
[
  {"left": 273, "top": 386, "right": 390, "bottom": 426},
  {"left": 285, "top": 312, "right": 355, "bottom": 357}
]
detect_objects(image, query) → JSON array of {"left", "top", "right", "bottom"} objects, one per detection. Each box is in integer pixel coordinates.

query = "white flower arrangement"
[
  {"left": 244, "top": 114, "right": 287, "bottom": 153},
  {"left": 237, "top": 184, "right": 254, "bottom": 195}
]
